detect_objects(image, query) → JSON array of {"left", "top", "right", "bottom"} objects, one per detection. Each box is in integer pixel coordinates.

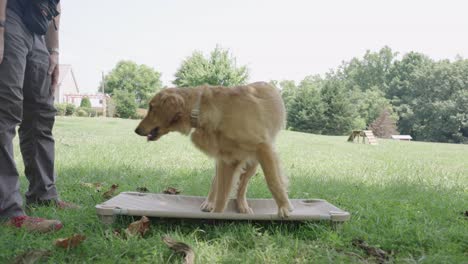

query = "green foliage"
[
  {"left": 284, "top": 47, "right": 468, "bottom": 143},
  {"left": 75, "top": 107, "right": 98, "bottom": 118},
  {"left": 340, "top": 46, "right": 397, "bottom": 92},
  {"left": 65, "top": 103, "right": 76, "bottom": 116},
  {"left": 101, "top": 60, "right": 162, "bottom": 107},
  {"left": 351, "top": 87, "right": 393, "bottom": 126},
  {"left": 76, "top": 108, "right": 88, "bottom": 117},
  {"left": 282, "top": 78, "right": 325, "bottom": 133},
  {"left": 280, "top": 76, "right": 360, "bottom": 135},
  {"left": 113, "top": 90, "right": 138, "bottom": 119},
  {"left": 320, "top": 78, "right": 360, "bottom": 135},
  {"left": 388, "top": 55, "right": 468, "bottom": 143},
  {"left": 80, "top": 97, "right": 92, "bottom": 108},
  {"left": 55, "top": 103, "right": 66, "bottom": 116},
  {"left": 173, "top": 46, "right": 249, "bottom": 87}
]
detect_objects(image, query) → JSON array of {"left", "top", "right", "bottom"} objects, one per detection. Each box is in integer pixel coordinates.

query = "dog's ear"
[{"left": 161, "top": 93, "right": 185, "bottom": 123}]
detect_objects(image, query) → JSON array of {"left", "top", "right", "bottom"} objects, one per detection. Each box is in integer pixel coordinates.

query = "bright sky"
[{"left": 60, "top": 0, "right": 468, "bottom": 93}]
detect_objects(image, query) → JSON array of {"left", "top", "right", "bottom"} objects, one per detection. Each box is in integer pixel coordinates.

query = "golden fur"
[{"left": 135, "top": 82, "right": 293, "bottom": 217}]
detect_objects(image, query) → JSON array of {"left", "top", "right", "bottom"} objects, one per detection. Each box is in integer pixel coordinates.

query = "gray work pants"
[{"left": 0, "top": 9, "right": 58, "bottom": 218}]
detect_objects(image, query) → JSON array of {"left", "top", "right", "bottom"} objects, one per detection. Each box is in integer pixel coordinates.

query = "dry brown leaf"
[
  {"left": 102, "top": 184, "right": 119, "bottom": 199},
  {"left": 163, "top": 187, "right": 181, "bottom": 195},
  {"left": 125, "top": 216, "right": 150, "bottom": 237},
  {"left": 104, "top": 229, "right": 124, "bottom": 240},
  {"left": 11, "top": 250, "right": 51, "bottom": 264},
  {"left": 80, "top": 182, "right": 103, "bottom": 192},
  {"left": 55, "top": 234, "right": 86, "bottom": 249},
  {"left": 162, "top": 236, "right": 195, "bottom": 264},
  {"left": 136, "top": 187, "right": 150, "bottom": 193},
  {"left": 352, "top": 239, "right": 390, "bottom": 263}
]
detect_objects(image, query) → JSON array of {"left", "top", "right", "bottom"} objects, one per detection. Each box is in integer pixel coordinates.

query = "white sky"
[{"left": 60, "top": 0, "right": 468, "bottom": 93}]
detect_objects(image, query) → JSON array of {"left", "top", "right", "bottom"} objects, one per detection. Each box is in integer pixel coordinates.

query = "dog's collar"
[{"left": 190, "top": 90, "right": 203, "bottom": 128}]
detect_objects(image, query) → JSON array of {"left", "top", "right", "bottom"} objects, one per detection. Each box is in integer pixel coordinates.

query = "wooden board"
[{"left": 96, "top": 192, "right": 351, "bottom": 224}]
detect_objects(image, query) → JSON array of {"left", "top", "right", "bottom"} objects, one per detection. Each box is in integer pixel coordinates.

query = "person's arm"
[
  {"left": 0, "top": 0, "right": 7, "bottom": 64},
  {"left": 45, "top": 3, "right": 60, "bottom": 94}
]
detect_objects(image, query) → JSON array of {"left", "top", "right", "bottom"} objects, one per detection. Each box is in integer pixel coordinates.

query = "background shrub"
[
  {"left": 55, "top": 103, "right": 66, "bottom": 116},
  {"left": 65, "top": 103, "right": 76, "bottom": 116},
  {"left": 76, "top": 108, "right": 88, "bottom": 117},
  {"left": 80, "top": 97, "right": 92, "bottom": 108}
]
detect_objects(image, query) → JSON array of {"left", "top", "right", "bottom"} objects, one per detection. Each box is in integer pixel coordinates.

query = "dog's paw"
[
  {"left": 237, "top": 201, "right": 254, "bottom": 214},
  {"left": 288, "top": 200, "right": 294, "bottom": 212},
  {"left": 200, "top": 200, "right": 214, "bottom": 212},
  {"left": 277, "top": 205, "right": 292, "bottom": 218}
]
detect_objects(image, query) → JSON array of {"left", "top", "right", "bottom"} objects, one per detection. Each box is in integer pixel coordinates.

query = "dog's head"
[{"left": 135, "top": 88, "right": 185, "bottom": 141}]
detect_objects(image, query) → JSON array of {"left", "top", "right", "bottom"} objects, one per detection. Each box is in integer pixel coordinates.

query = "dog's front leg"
[
  {"left": 212, "top": 160, "right": 238, "bottom": 213},
  {"left": 200, "top": 161, "right": 218, "bottom": 212}
]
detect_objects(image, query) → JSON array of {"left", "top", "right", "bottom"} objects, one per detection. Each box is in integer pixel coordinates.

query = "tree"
[
  {"left": 351, "top": 87, "right": 392, "bottom": 126},
  {"left": 339, "top": 46, "right": 397, "bottom": 92},
  {"left": 382, "top": 53, "right": 468, "bottom": 143},
  {"left": 173, "top": 46, "right": 249, "bottom": 87},
  {"left": 286, "top": 79, "right": 326, "bottom": 133},
  {"left": 320, "top": 77, "right": 361, "bottom": 135},
  {"left": 113, "top": 90, "right": 137, "bottom": 119},
  {"left": 368, "top": 108, "right": 398, "bottom": 138},
  {"left": 277, "top": 79, "right": 297, "bottom": 111},
  {"left": 80, "top": 97, "right": 92, "bottom": 108},
  {"left": 101, "top": 60, "right": 162, "bottom": 107}
]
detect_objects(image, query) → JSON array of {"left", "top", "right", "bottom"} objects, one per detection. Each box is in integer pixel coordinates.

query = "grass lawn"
[{"left": 1, "top": 117, "right": 467, "bottom": 263}]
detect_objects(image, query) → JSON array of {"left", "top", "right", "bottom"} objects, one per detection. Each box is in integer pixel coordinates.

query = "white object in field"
[
  {"left": 95, "top": 192, "right": 350, "bottom": 224},
  {"left": 391, "top": 135, "right": 412, "bottom": 141}
]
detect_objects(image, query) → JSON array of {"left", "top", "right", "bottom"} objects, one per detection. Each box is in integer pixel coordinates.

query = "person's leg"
[
  {"left": 0, "top": 10, "right": 63, "bottom": 232},
  {"left": 19, "top": 32, "right": 58, "bottom": 205},
  {"left": 0, "top": 10, "right": 31, "bottom": 219}
]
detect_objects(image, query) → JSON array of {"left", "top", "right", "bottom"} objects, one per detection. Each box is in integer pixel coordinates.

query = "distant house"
[
  {"left": 54, "top": 64, "right": 110, "bottom": 115},
  {"left": 63, "top": 93, "right": 110, "bottom": 109},
  {"left": 391, "top": 135, "right": 413, "bottom": 141},
  {"left": 54, "top": 64, "right": 79, "bottom": 103}
]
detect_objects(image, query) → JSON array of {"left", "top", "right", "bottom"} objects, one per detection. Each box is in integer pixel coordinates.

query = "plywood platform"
[{"left": 96, "top": 192, "right": 351, "bottom": 224}]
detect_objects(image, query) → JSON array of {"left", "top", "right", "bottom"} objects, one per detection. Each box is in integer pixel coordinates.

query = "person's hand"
[
  {"left": 0, "top": 28, "right": 5, "bottom": 64},
  {"left": 48, "top": 52, "right": 59, "bottom": 95}
]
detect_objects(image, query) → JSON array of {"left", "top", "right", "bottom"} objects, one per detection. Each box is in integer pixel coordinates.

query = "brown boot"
[{"left": 6, "top": 216, "right": 63, "bottom": 233}]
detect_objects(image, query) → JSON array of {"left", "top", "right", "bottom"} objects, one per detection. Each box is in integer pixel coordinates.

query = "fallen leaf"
[
  {"left": 102, "top": 184, "right": 119, "bottom": 199},
  {"left": 55, "top": 234, "right": 86, "bottom": 249},
  {"left": 80, "top": 182, "right": 103, "bottom": 192},
  {"left": 104, "top": 229, "right": 123, "bottom": 240},
  {"left": 162, "top": 236, "right": 195, "bottom": 264},
  {"left": 114, "top": 228, "right": 122, "bottom": 236},
  {"left": 163, "top": 187, "right": 181, "bottom": 195},
  {"left": 352, "top": 239, "right": 390, "bottom": 263},
  {"left": 125, "top": 216, "right": 150, "bottom": 237},
  {"left": 136, "top": 187, "right": 150, "bottom": 193},
  {"left": 11, "top": 250, "right": 51, "bottom": 264}
]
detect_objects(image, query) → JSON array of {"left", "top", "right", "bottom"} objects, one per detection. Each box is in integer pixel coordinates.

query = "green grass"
[{"left": 1, "top": 117, "right": 467, "bottom": 263}]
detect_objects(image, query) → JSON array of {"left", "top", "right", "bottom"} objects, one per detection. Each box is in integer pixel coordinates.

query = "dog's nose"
[{"left": 135, "top": 127, "right": 143, "bottom": 136}]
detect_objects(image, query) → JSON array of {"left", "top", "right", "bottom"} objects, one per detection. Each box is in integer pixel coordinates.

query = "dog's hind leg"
[
  {"left": 212, "top": 160, "right": 241, "bottom": 213},
  {"left": 236, "top": 162, "right": 258, "bottom": 214},
  {"left": 256, "top": 143, "right": 292, "bottom": 218}
]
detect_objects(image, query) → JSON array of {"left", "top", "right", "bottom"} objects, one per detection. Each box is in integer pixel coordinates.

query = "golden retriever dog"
[{"left": 135, "top": 82, "right": 293, "bottom": 217}]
